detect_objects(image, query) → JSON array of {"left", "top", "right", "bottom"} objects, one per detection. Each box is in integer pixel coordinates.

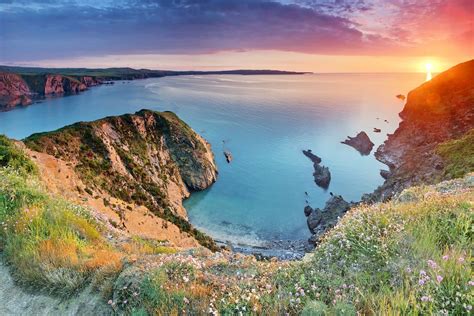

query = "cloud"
[{"left": 0, "top": 0, "right": 472, "bottom": 63}]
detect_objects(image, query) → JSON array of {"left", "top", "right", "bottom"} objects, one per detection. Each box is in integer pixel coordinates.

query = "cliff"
[
  {"left": 0, "top": 73, "right": 32, "bottom": 111},
  {"left": 0, "top": 65, "right": 307, "bottom": 111},
  {"left": 367, "top": 59, "right": 474, "bottom": 201},
  {"left": 0, "top": 73, "right": 102, "bottom": 111},
  {"left": 24, "top": 110, "right": 218, "bottom": 249}
]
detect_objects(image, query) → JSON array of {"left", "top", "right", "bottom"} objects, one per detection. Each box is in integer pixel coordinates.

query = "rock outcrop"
[
  {"left": 303, "top": 150, "right": 331, "bottom": 189},
  {"left": 304, "top": 195, "right": 352, "bottom": 244},
  {"left": 0, "top": 73, "right": 33, "bottom": 110},
  {"left": 366, "top": 60, "right": 474, "bottom": 201},
  {"left": 341, "top": 131, "right": 374, "bottom": 155},
  {"left": 24, "top": 109, "right": 218, "bottom": 249}
]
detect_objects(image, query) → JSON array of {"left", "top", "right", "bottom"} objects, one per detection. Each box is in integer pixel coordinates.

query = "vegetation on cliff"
[
  {"left": 24, "top": 110, "right": 218, "bottom": 250},
  {"left": 436, "top": 129, "right": 474, "bottom": 180}
]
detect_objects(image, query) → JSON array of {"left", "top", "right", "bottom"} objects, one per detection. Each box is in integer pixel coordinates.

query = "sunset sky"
[{"left": 0, "top": 0, "right": 472, "bottom": 72}]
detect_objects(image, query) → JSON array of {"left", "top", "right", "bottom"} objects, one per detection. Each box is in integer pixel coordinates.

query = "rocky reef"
[
  {"left": 366, "top": 59, "right": 474, "bottom": 201},
  {"left": 24, "top": 109, "right": 218, "bottom": 249},
  {"left": 341, "top": 131, "right": 374, "bottom": 155}
]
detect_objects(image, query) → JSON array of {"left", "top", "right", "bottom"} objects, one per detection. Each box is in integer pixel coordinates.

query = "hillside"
[
  {"left": 367, "top": 59, "right": 474, "bottom": 202},
  {"left": 23, "top": 110, "right": 218, "bottom": 250},
  {"left": 0, "top": 134, "right": 472, "bottom": 315}
]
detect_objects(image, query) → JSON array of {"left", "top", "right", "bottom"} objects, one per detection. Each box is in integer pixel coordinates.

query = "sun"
[{"left": 425, "top": 62, "right": 433, "bottom": 81}]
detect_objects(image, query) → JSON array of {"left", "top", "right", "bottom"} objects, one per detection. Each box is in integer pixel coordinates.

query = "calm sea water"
[{"left": 0, "top": 73, "right": 425, "bottom": 244}]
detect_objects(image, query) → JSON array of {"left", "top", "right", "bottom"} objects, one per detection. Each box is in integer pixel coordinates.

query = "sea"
[{"left": 0, "top": 73, "right": 426, "bottom": 245}]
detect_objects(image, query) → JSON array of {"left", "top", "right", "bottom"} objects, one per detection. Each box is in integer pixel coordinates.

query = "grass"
[
  {"left": 436, "top": 129, "right": 474, "bottom": 179},
  {"left": 0, "top": 137, "right": 122, "bottom": 295},
  {"left": 0, "top": 135, "right": 37, "bottom": 175},
  {"left": 273, "top": 177, "right": 473, "bottom": 315}
]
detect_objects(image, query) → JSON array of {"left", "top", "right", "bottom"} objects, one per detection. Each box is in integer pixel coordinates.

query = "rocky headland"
[
  {"left": 24, "top": 109, "right": 218, "bottom": 249},
  {"left": 365, "top": 59, "right": 474, "bottom": 201}
]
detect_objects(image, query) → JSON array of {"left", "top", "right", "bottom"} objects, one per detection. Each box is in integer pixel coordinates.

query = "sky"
[{"left": 0, "top": 0, "right": 473, "bottom": 72}]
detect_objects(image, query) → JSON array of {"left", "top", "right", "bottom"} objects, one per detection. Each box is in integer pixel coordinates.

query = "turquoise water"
[{"left": 0, "top": 74, "right": 425, "bottom": 244}]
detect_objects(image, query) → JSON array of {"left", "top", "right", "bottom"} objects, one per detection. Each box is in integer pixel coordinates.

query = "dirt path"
[{"left": 0, "top": 258, "right": 112, "bottom": 316}]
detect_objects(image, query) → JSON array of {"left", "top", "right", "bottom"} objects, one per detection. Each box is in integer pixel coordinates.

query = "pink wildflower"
[
  {"left": 427, "top": 260, "right": 437, "bottom": 269},
  {"left": 436, "top": 275, "right": 443, "bottom": 283}
]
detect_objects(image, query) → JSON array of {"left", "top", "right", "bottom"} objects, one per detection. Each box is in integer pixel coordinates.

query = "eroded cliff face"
[
  {"left": 0, "top": 73, "right": 102, "bottom": 111},
  {"left": 367, "top": 60, "right": 474, "bottom": 201},
  {"left": 24, "top": 110, "right": 218, "bottom": 249},
  {"left": 44, "top": 74, "right": 88, "bottom": 95},
  {"left": 0, "top": 73, "right": 32, "bottom": 110}
]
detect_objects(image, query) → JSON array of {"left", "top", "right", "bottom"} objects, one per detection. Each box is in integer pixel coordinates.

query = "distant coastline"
[{"left": 0, "top": 65, "right": 310, "bottom": 111}]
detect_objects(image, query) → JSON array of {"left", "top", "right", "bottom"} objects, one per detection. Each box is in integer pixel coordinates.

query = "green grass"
[
  {"left": 0, "top": 139, "right": 122, "bottom": 296},
  {"left": 436, "top": 129, "right": 474, "bottom": 179},
  {"left": 0, "top": 135, "right": 37, "bottom": 175}
]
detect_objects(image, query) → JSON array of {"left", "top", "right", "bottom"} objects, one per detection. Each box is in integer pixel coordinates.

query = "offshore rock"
[
  {"left": 341, "top": 131, "right": 374, "bottom": 155},
  {"left": 303, "top": 149, "right": 331, "bottom": 189}
]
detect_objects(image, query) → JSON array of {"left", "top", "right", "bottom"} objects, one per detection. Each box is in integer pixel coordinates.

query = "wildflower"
[
  {"left": 107, "top": 300, "right": 113, "bottom": 305},
  {"left": 427, "top": 260, "right": 437, "bottom": 269},
  {"left": 468, "top": 280, "right": 474, "bottom": 286},
  {"left": 421, "top": 296, "right": 431, "bottom": 302},
  {"left": 419, "top": 279, "right": 425, "bottom": 286},
  {"left": 420, "top": 270, "right": 426, "bottom": 276},
  {"left": 442, "top": 255, "right": 449, "bottom": 261},
  {"left": 466, "top": 305, "right": 472, "bottom": 311},
  {"left": 458, "top": 257, "right": 465, "bottom": 263},
  {"left": 436, "top": 275, "right": 443, "bottom": 283}
]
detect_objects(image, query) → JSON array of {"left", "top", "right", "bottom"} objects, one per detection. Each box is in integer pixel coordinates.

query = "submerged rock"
[
  {"left": 305, "top": 195, "right": 352, "bottom": 244},
  {"left": 373, "top": 128, "right": 381, "bottom": 133},
  {"left": 341, "top": 131, "right": 374, "bottom": 155},
  {"left": 224, "top": 151, "right": 233, "bottom": 163}
]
